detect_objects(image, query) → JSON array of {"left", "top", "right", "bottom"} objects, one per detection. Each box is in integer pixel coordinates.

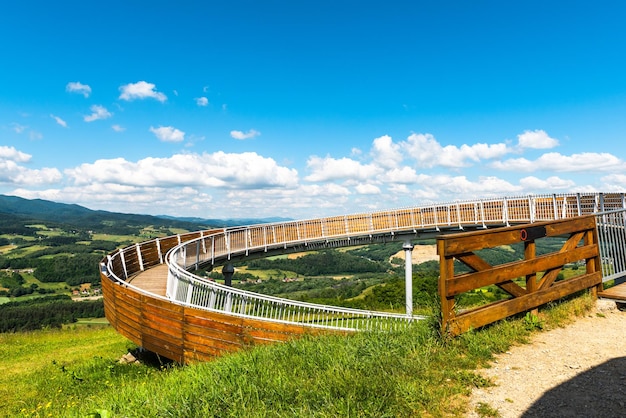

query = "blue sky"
[{"left": 2, "top": 1, "right": 626, "bottom": 220}]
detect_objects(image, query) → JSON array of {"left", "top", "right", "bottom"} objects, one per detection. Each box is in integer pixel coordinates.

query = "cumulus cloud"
[
  {"left": 0, "top": 146, "right": 31, "bottom": 163},
  {"left": 519, "top": 176, "right": 575, "bottom": 190},
  {"left": 492, "top": 152, "right": 622, "bottom": 172},
  {"left": 400, "top": 133, "right": 510, "bottom": 168},
  {"left": 112, "top": 124, "right": 125, "bottom": 132},
  {"left": 195, "top": 97, "right": 209, "bottom": 106},
  {"left": 7, "top": 166, "right": 63, "bottom": 185},
  {"left": 0, "top": 147, "right": 61, "bottom": 185},
  {"left": 149, "top": 126, "right": 185, "bottom": 142},
  {"left": 378, "top": 166, "right": 422, "bottom": 184},
  {"left": 355, "top": 183, "right": 381, "bottom": 195},
  {"left": 305, "top": 156, "right": 381, "bottom": 182},
  {"left": 64, "top": 152, "right": 299, "bottom": 190},
  {"left": 412, "top": 174, "right": 519, "bottom": 195},
  {"left": 119, "top": 81, "right": 167, "bottom": 102},
  {"left": 600, "top": 174, "right": 626, "bottom": 191},
  {"left": 50, "top": 114, "right": 67, "bottom": 127},
  {"left": 300, "top": 183, "right": 351, "bottom": 197},
  {"left": 230, "top": 129, "right": 260, "bottom": 140},
  {"left": 517, "top": 129, "right": 559, "bottom": 149},
  {"left": 66, "top": 81, "right": 91, "bottom": 98},
  {"left": 84, "top": 105, "right": 112, "bottom": 122},
  {"left": 371, "top": 135, "right": 403, "bottom": 169}
]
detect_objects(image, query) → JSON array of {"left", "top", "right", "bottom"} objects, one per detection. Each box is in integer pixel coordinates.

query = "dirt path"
[{"left": 467, "top": 299, "right": 626, "bottom": 417}]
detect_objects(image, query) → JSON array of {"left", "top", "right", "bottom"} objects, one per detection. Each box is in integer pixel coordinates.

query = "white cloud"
[
  {"left": 66, "top": 81, "right": 91, "bottom": 98},
  {"left": 0, "top": 146, "right": 31, "bottom": 163},
  {"left": 401, "top": 133, "right": 510, "bottom": 168},
  {"left": 51, "top": 114, "right": 67, "bottom": 127},
  {"left": 230, "top": 129, "right": 260, "bottom": 140},
  {"left": 492, "top": 152, "right": 622, "bottom": 172},
  {"left": 84, "top": 105, "right": 112, "bottom": 122},
  {"left": 305, "top": 156, "right": 381, "bottom": 182},
  {"left": 195, "top": 97, "right": 209, "bottom": 106},
  {"left": 519, "top": 176, "right": 575, "bottom": 190},
  {"left": 0, "top": 147, "right": 61, "bottom": 186},
  {"left": 388, "top": 184, "right": 410, "bottom": 194},
  {"left": 378, "top": 166, "right": 421, "bottom": 184},
  {"left": 150, "top": 126, "right": 185, "bottom": 142},
  {"left": 9, "top": 166, "right": 63, "bottom": 185},
  {"left": 355, "top": 183, "right": 381, "bottom": 195},
  {"left": 300, "top": 183, "right": 351, "bottom": 197},
  {"left": 517, "top": 129, "right": 559, "bottom": 149},
  {"left": 371, "top": 135, "right": 403, "bottom": 169},
  {"left": 119, "top": 81, "right": 167, "bottom": 102},
  {"left": 64, "top": 152, "right": 299, "bottom": 190},
  {"left": 602, "top": 174, "right": 626, "bottom": 186},
  {"left": 112, "top": 124, "right": 125, "bottom": 132}
]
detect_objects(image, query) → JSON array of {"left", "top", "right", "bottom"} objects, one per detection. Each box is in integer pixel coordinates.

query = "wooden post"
[
  {"left": 437, "top": 239, "right": 456, "bottom": 334},
  {"left": 525, "top": 240, "right": 538, "bottom": 316},
  {"left": 585, "top": 228, "right": 602, "bottom": 298}
]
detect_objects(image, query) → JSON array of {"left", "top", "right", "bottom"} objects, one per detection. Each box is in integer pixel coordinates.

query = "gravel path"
[{"left": 467, "top": 299, "right": 626, "bottom": 418}]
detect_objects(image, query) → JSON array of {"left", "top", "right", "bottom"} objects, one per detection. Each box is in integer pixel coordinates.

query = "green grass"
[
  {"left": 0, "top": 293, "right": 596, "bottom": 417},
  {"left": 73, "top": 317, "right": 110, "bottom": 326}
]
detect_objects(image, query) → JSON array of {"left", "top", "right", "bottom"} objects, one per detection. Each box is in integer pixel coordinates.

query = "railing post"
[
  {"left": 503, "top": 198, "right": 510, "bottom": 226},
  {"left": 195, "top": 240, "right": 200, "bottom": 270},
  {"left": 600, "top": 192, "right": 605, "bottom": 212},
  {"left": 136, "top": 243, "right": 144, "bottom": 272},
  {"left": 156, "top": 238, "right": 163, "bottom": 264},
  {"left": 120, "top": 249, "right": 128, "bottom": 279}
]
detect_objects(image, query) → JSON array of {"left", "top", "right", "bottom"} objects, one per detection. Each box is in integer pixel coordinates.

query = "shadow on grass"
[{"left": 522, "top": 356, "right": 626, "bottom": 417}]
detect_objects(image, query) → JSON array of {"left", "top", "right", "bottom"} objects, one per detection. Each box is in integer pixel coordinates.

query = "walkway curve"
[{"left": 101, "top": 192, "right": 626, "bottom": 363}]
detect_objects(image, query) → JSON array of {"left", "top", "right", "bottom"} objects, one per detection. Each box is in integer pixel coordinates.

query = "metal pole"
[
  {"left": 403, "top": 241, "right": 414, "bottom": 317},
  {"left": 222, "top": 263, "right": 234, "bottom": 286}
]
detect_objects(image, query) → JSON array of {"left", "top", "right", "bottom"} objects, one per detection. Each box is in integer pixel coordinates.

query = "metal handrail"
[
  {"left": 595, "top": 208, "right": 626, "bottom": 282},
  {"left": 168, "top": 266, "right": 418, "bottom": 331}
]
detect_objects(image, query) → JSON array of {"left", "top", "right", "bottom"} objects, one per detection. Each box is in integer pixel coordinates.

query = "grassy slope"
[{"left": 0, "top": 293, "right": 595, "bottom": 418}]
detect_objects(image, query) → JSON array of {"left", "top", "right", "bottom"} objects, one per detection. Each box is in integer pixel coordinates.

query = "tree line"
[
  {"left": 245, "top": 249, "right": 390, "bottom": 276},
  {"left": 0, "top": 295, "right": 105, "bottom": 333}
]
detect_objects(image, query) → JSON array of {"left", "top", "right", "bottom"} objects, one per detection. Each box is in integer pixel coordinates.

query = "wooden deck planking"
[
  {"left": 128, "top": 264, "right": 168, "bottom": 296},
  {"left": 599, "top": 282, "right": 626, "bottom": 302}
]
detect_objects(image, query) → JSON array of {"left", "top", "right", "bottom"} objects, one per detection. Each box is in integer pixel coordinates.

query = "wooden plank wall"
[
  {"left": 437, "top": 216, "right": 603, "bottom": 336},
  {"left": 102, "top": 270, "right": 329, "bottom": 364}
]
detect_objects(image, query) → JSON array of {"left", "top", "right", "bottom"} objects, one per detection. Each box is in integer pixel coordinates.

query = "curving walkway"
[{"left": 101, "top": 192, "right": 626, "bottom": 363}]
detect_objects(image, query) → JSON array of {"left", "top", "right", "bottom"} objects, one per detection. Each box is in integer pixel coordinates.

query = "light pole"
[{"left": 403, "top": 240, "right": 414, "bottom": 317}]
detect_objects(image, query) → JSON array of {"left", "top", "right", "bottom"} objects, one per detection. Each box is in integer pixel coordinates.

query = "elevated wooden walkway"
[
  {"left": 128, "top": 264, "right": 168, "bottom": 296},
  {"left": 101, "top": 193, "right": 626, "bottom": 363}
]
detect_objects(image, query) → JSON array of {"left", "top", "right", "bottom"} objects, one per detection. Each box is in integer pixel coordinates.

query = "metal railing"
[
  {"left": 596, "top": 209, "right": 626, "bottom": 282},
  {"left": 168, "top": 266, "right": 415, "bottom": 331},
  {"left": 102, "top": 192, "right": 626, "bottom": 332}
]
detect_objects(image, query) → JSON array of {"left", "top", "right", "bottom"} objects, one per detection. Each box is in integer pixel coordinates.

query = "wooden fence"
[{"left": 437, "top": 216, "right": 603, "bottom": 335}]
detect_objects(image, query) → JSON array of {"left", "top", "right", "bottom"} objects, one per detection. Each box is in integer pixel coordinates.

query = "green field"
[{"left": 0, "top": 294, "right": 596, "bottom": 417}]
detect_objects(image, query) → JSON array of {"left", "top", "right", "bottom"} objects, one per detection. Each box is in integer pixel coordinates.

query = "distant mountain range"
[{"left": 0, "top": 194, "right": 291, "bottom": 231}]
